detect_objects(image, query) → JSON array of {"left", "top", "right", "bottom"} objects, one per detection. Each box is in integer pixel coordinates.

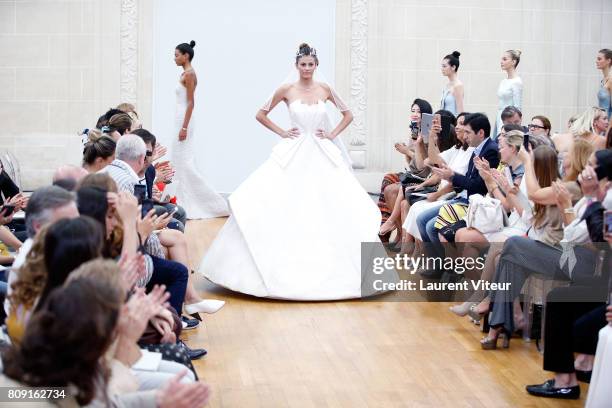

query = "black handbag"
[
  {"left": 437, "top": 220, "right": 467, "bottom": 243},
  {"left": 406, "top": 186, "right": 437, "bottom": 205},
  {"left": 399, "top": 171, "right": 426, "bottom": 187}
]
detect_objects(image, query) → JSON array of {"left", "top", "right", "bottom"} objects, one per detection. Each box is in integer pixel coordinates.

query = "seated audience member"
[
  {"left": 0, "top": 161, "right": 28, "bottom": 242},
  {"left": 82, "top": 133, "right": 116, "bottom": 173},
  {"left": 77, "top": 175, "right": 217, "bottom": 346},
  {"left": 416, "top": 113, "right": 500, "bottom": 277},
  {"left": 96, "top": 108, "right": 125, "bottom": 129},
  {"left": 101, "top": 134, "right": 147, "bottom": 194},
  {"left": 1, "top": 271, "right": 211, "bottom": 407},
  {"left": 377, "top": 98, "right": 433, "bottom": 242},
  {"left": 593, "top": 107, "right": 609, "bottom": 136},
  {"left": 528, "top": 115, "right": 555, "bottom": 149},
  {"left": 468, "top": 140, "right": 595, "bottom": 321},
  {"left": 495, "top": 106, "right": 522, "bottom": 138},
  {"left": 570, "top": 107, "right": 607, "bottom": 150},
  {"left": 3, "top": 186, "right": 78, "bottom": 316},
  {"left": 117, "top": 102, "right": 142, "bottom": 131},
  {"left": 131, "top": 128, "right": 187, "bottom": 231},
  {"left": 480, "top": 149, "right": 611, "bottom": 350},
  {"left": 68, "top": 259, "right": 199, "bottom": 391},
  {"left": 52, "top": 164, "right": 89, "bottom": 191},
  {"left": 526, "top": 151, "right": 612, "bottom": 400},
  {"left": 379, "top": 109, "right": 456, "bottom": 242},
  {"left": 6, "top": 216, "right": 104, "bottom": 344}
]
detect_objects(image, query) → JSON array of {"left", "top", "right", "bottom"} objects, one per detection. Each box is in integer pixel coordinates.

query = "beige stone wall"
[
  {"left": 1, "top": 0, "right": 610, "bottom": 190},
  {"left": 0, "top": 0, "right": 153, "bottom": 190},
  {"left": 337, "top": 0, "right": 612, "bottom": 190}
]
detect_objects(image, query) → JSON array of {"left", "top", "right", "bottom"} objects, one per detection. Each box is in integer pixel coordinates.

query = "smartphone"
[
  {"left": 133, "top": 184, "right": 147, "bottom": 204},
  {"left": 410, "top": 121, "right": 419, "bottom": 140},
  {"left": 421, "top": 113, "right": 434, "bottom": 143},
  {"left": 0, "top": 205, "right": 15, "bottom": 217},
  {"left": 439, "top": 115, "right": 452, "bottom": 141},
  {"left": 523, "top": 133, "right": 530, "bottom": 150},
  {"left": 605, "top": 210, "right": 612, "bottom": 236},
  {"left": 141, "top": 199, "right": 155, "bottom": 219}
]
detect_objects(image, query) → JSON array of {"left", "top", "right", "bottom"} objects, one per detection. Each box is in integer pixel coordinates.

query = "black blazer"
[
  {"left": 144, "top": 164, "right": 156, "bottom": 199},
  {"left": 451, "top": 137, "right": 500, "bottom": 198}
]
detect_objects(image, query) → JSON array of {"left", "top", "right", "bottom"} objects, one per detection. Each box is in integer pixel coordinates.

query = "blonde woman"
[{"left": 570, "top": 107, "right": 607, "bottom": 150}]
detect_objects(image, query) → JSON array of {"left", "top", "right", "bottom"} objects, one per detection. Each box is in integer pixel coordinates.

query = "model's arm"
[
  {"left": 255, "top": 85, "right": 294, "bottom": 138},
  {"left": 454, "top": 83, "right": 465, "bottom": 114},
  {"left": 322, "top": 86, "right": 353, "bottom": 139},
  {"left": 180, "top": 72, "right": 196, "bottom": 140}
]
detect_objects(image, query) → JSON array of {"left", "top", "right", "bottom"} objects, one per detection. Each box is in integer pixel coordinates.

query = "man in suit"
[{"left": 417, "top": 113, "right": 500, "bottom": 278}]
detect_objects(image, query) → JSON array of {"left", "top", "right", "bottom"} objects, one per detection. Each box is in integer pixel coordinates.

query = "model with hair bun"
[
  {"left": 171, "top": 40, "right": 229, "bottom": 219},
  {"left": 494, "top": 49, "right": 523, "bottom": 137},
  {"left": 200, "top": 43, "right": 386, "bottom": 301},
  {"left": 440, "top": 51, "right": 464, "bottom": 115}
]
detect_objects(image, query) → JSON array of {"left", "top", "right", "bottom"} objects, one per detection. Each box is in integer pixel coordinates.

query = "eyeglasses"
[
  {"left": 528, "top": 124, "right": 546, "bottom": 130},
  {"left": 145, "top": 151, "right": 153, "bottom": 157}
]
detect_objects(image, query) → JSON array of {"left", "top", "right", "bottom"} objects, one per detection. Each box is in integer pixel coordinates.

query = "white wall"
[{"left": 151, "top": 0, "right": 336, "bottom": 193}]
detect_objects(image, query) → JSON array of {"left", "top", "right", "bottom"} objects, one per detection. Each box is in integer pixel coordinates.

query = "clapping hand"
[
  {"left": 394, "top": 142, "right": 410, "bottom": 155},
  {"left": 117, "top": 252, "right": 147, "bottom": 293},
  {"left": 282, "top": 127, "right": 300, "bottom": 139},
  {"left": 429, "top": 162, "right": 454, "bottom": 181},
  {"left": 117, "top": 285, "right": 170, "bottom": 344},
  {"left": 156, "top": 370, "right": 211, "bottom": 408},
  {"left": 152, "top": 144, "right": 168, "bottom": 162},
  {"left": 552, "top": 180, "right": 573, "bottom": 211}
]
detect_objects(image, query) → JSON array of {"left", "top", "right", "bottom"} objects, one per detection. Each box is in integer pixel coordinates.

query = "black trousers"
[{"left": 543, "top": 285, "right": 607, "bottom": 373}]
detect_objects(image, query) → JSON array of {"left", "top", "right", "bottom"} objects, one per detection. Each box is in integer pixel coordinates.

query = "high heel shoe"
[
  {"left": 449, "top": 301, "right": 476, "bottom": 317},
  {"left": 480, "top": 327, "right": 510, "bottom": 350},
  {"left": 379, "top": 220, "right": 397, "bottom": 237},
  {"left": 467, "top": 304, "right": 485, "bottom": 323},
  {"left": 184, "top": 299, "right": 225, "bottom": 315},
  {"left": 189, "top": 312, "right": 202, "bottom": 321}
]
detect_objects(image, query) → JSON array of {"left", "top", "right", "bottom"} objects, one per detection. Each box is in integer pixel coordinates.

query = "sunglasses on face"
[{"left": 146, "top": 151, "right": 153, "bottom": 157}]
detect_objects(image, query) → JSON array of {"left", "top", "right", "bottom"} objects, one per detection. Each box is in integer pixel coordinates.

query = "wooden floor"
[{"left": 182, "top": 219, "right": 585, "bottom": 408}]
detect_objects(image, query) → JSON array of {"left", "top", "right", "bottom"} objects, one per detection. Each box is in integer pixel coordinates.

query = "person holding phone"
[{"left": 377, "top": 98, "right": 432, "bottom": 242}]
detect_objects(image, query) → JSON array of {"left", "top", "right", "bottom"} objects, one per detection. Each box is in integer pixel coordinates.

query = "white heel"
[{"left": 185, "top": 299, "right": 225, "bottom": 314}]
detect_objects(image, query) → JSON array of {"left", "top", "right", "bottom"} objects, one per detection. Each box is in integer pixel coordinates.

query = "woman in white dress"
[
  {"left": 199, "top": 43, "right": 383, "bottom": 300},
  {"left": 494, "top": 49, "right": 523, "bottom": 138},
  {"left": 171, "top": 41, "right": 229, "bottom": 219}
]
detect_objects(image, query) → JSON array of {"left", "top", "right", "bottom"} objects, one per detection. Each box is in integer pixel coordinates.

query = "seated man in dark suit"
[{"left": 417, "top": 113, "right": 500, "bottom": 277}]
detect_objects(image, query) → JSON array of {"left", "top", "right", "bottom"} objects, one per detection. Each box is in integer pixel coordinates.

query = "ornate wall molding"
[
  {"left": 348, "top": 0, "right": 368, "bottom": 147},
  {"left": 120, "top": 0, "right": 138, "bottom": 103}
]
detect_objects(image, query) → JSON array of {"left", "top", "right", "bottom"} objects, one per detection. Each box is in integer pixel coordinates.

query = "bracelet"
[
  {"left": 181, "top": 127, "right": 187, "bottom": 131},
  {"left": 563, "top": 208, "right": 575, "bottom": 214}
]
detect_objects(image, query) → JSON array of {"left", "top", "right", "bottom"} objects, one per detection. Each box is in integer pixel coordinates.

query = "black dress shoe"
[
  {"left": 526, "top": 379, "right": 580, "bottom": 399},
  {"left": 178, "top": 340, "right": 207, "bottom": 360},
  {"left": 181, "top": 316, "right": 200, "bottom": 330},
  {"left": 575, "top": 369, "right": 592, "bottom": 383}
]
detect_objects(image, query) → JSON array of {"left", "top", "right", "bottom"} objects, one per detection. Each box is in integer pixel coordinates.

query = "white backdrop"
[{"left": 152, "top": 0, "right": 336, "bottom": 193}]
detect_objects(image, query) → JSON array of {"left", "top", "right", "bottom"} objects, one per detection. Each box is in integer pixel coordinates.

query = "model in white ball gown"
[
  {"left": 199, "top": 44, "right": 383, "bottom": 300},
  {"left": 171, "top": 41, "right": 229, "bottom": 220}
]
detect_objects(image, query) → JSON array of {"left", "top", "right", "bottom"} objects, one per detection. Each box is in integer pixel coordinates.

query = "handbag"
[
  {"left": 399, "top": 171, "right": 426, "bottom": 187},
  {"left": 433, "top": 201, "right": 469, "bottom": 243},
  {"left": 466, "top": 194, "right": 507, "bottom": 234},
  {"left": 406, "top": 186, "right": 437, "bottom": 205}
]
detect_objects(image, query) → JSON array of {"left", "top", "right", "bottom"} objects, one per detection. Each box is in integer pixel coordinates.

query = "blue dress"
[
  {"left": 440, "top": 88, "right": 457, "bottom": 116},
  {"left": 598, "top": 79, "right": 611, "bottom": 119}
]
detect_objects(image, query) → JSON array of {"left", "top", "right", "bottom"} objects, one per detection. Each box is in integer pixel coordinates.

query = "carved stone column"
[
  {"left": 348, "top": 0, "right": 368, "bottom": 169},
  {"left": 120, "top": 0, "right": 138, "bottom": 104}
]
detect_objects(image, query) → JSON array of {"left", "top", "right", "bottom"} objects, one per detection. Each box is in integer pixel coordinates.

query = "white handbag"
[{"left": 466, "top": 194, "right": 506, "bottom": 234}]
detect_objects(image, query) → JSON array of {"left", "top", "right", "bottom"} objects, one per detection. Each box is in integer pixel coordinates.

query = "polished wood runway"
[{"left": 183, "top": 219, "right": 584, "bottom": 408}]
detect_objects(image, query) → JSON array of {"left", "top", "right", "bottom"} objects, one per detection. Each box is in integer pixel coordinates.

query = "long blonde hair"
[
  {"left": 570, "top": 107, "right": 602, "bottom": 137},
  {"left": 564, "top": 139, "right": 594, "bottom": 182}
]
